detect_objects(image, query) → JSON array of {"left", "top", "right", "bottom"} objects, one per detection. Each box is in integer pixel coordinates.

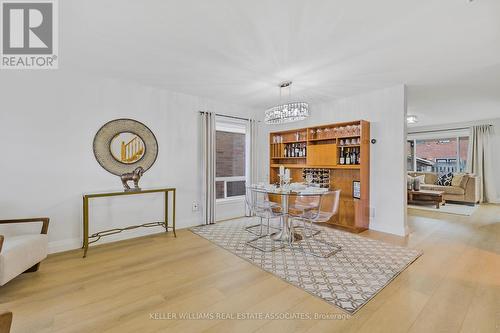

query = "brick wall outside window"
[
  {"left": 216, "top": 131, "right": 246, "bottom": 199},
  {"left": 415, "top": 138, "right": 468, "bottom": 161},
  {"left": 408, "top": 136, "right": 469, "bottom": 173}
]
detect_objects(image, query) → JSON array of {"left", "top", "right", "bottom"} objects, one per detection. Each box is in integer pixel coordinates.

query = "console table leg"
[
  {"left": 83, "top": 197, "right": 89, "bottom": 258},
  {"left": 173, "top": 189, "right": 176, "bottom": 237},
  {"left": 165, "top": 191, "right": 169, "bottom": 233}
]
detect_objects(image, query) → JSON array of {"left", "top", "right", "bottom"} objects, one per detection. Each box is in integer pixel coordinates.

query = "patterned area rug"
[{"left": 191, "top": 218, "right": 422, "bottom": 314}]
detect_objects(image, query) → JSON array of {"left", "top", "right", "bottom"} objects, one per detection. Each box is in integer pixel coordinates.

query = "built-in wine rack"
[{"left": 302, "top": 168, "right": 330, "bottom": 188}]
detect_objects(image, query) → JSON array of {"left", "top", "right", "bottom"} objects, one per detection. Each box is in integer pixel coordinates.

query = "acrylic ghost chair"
[
  {"left": 288, "top": 190, "right": 342, "bottom": 258},
  {"left": 244, "top": 186, "right": 285, "bottom": 252}
]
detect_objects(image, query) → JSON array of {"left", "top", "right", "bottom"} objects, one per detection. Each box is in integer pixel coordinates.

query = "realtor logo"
[{"left": 1, "top": 0, "right": 58, "bottom": 69}]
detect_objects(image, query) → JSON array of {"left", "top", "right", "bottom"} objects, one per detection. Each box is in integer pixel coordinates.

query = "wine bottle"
[
  {"left": 345, "top": 148, "right": 351, "bottom": 165},
  {"left": 357, "top": 148, "right": 361, "bottom": 164},
  {"left": 284, "top": 145, "right": 287, "bottom": 157},
  {"left": 339, "top": 147, "right": 345, "bottom": 165}
]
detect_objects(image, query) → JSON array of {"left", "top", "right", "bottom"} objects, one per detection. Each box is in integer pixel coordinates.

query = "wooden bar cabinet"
[{"left": 269, "top": 120, "right": 370, "bottom": 233}]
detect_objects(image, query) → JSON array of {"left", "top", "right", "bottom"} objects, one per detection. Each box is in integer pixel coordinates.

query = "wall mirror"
[{"left": 93, "top": 119, "right": 158, "bottom": 176}]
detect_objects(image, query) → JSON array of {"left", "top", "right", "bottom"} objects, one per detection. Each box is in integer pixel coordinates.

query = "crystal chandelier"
[{"left": 265, "top": 81, "right": 309, "bottom": 124}]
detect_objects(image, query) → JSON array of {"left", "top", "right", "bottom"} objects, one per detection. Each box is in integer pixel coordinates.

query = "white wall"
[
  {"left": 256, "top": 85, "right": 408, "bottom": 236},
  {"left": 0, "top": 70, "right": 254, "bottom": 253},
  {"left": 215, "top": 199, "right": 246, "bottom": 221}
]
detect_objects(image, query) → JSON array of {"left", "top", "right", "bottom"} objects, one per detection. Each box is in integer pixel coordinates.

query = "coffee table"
[{"left": 408, "top": 189, "right": 445, "bottom": 209}]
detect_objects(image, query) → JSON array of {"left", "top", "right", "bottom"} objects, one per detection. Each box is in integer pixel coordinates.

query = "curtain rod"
[
  {"left": 199, "top": 111, "right": 260, "bottom": 122},
  {"left": 408, "top": 124, "right": 492, "bottom": 135},
  {"left": 408, "top": 127, "right": 470, "bottom": 135}
]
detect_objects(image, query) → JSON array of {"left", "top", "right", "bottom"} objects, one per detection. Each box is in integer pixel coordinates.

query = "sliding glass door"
[{"left": 407, "top": 131, "right": 470, "bottom": 174}]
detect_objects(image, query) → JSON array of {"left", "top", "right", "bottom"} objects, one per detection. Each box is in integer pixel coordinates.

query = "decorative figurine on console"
[{"left": 120, "top": 167, "right": 144, "bottom": 191}]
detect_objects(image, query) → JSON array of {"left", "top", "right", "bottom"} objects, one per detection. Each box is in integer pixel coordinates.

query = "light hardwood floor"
[{"left": 1, "top": 205, "right": 499, "bottom": 333}]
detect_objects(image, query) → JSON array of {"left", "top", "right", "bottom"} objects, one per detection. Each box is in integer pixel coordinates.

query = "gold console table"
[{"left": 82, "top": 187, "right": 176, "bottom": 257}]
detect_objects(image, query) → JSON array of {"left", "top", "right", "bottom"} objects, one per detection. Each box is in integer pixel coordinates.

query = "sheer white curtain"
[
  {"left": 201, "top": 111, "right": 216, "bottom": 224},
  {"left": 467, "top": 125, "right": 497, "bottom": 203},
  {"left": 245, "top": 119, "right": 259, "bottom": 216}
]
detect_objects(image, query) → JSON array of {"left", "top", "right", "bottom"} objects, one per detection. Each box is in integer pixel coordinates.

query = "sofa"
[
  {"left": 408, "top": 172, "right": 479, "bottom": 205},
  {"left": 0, "top": 218, "right": 49, "bottom": 286}
]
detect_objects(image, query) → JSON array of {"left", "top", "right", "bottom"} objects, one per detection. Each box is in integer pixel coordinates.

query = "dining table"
[{"left": 248, "top": 184, "right": 329, "bottom": 244}]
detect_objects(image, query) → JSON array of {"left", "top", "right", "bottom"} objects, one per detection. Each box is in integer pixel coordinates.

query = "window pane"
[
  {"left": 216, "top": 181, "right": 225, "bottom": 199},
  {"left": 227, "top": 181, "right": 246, "bottom": 197},
  {"left": 216, "top": 131, "right": 246, "bottom": 177},
  {"left": 415, "top": 138, "right": 458, "bottom": 174},
  {"left": 458, "top": 136, "right": 469, "bottom": 172},
  {"left": 407, "top": 140, "right": 415, "bottom": 171}
]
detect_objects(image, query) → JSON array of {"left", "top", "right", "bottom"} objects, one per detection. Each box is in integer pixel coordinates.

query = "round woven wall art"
[{"left": 93, "top": 119, "right": 158, "bottom": 176}]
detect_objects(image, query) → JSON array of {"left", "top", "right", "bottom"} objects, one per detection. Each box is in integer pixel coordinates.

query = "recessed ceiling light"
[{"left": 407, "top": 115, "right": 418, "bottom": 124}]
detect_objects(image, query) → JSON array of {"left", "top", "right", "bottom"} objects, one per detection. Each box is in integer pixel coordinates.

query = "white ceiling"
[
  {"left": 63, "top": 0, "right": 500, "bottom": 118},
  {"left": 407, "top": 62, "right": 500, "bottom": 126}
]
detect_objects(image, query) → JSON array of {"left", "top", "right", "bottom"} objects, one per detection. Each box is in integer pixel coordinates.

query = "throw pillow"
[
  {"left": 451, "top": 173, "right": 465, "bottom": 187},
  {"left": 459, "top": 174, "right": 470, "bottom": 188},
  {"left": 437, "top": 172, "right": 453, "bottom": 186},
  {"left": 407, "top": 174, "right": 425, "bottom": 187},
  {"left": 417, "top": 175, "right": 425, "bottom": 184}
]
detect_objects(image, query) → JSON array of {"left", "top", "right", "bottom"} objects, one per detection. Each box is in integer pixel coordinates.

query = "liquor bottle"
[
  {"left": 284, "top": 145, "right": 288, "bottom": 157},
  {"left": 303, "top": 144, "right": 307, "bottom": 157},
  {"left": 339, "top": 147, "right": 345, "bottom": 165},
  {"left": 345, "top": 148, "right": 351, "bottom": 165},
  {"left": 295, "top": 144, "right": 299, "bottom": 157},
  {"left": 298, "top": 144, "right": 303, "bottom": 157},
  {"left": 351, "top": 149, "right": 357, "bottom": 165},
  {"left": 357, "top": 148, "right": 361, "bottom": 164}
]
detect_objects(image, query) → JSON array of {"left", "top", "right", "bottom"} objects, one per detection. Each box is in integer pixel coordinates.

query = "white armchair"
[
  {"left": 0, "top": 311, "right": 12, "bottom": 333},
  {"left": 0, "top": 218, "right": 49, "bottom": 286}
]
